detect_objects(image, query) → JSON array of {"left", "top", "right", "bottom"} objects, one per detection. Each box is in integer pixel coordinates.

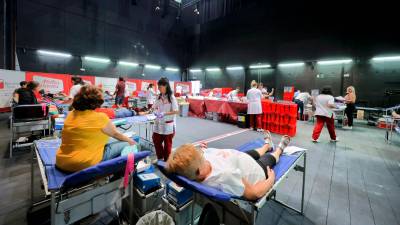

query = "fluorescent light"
[
  {"left": 206, "top": 67, "right": 221, "bottom": 72},
  {"left": 372, "top": 56, "right": 400, "bottom": 62},
  {"left": 249, "top": 64, "right": 271, "bottom": 69},
  {"left": 118, "top": 61, "right": 138, "bottom": 67},
  {"left": 190, "top": 68, "right": 202, "bottom": 73},
  {"left": 226, "top": 66, "right": 244, "bottom": 71},
  {"left": 166, "top": 67, "right": 179, "bottom": 72},
  {"left": 84, "top": 56, "right": 110, "bottom": 63},
  {"left": 317, "top": 59, "right": 352, "bottom": 65},
  {"left": 37, "top": 50, "right": 72, "bottom": 58},
  {"left": 278, "top": 62, "right": 305, "bottom": 67},
  {"left": 145, "top": 64, "right": 161, "bottom": 70}
]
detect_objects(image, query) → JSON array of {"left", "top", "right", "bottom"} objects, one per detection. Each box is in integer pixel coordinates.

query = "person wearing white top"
[
  {"left": 146, "top": 83, "right": 156, "bottom": 108},
  {"left": 258, "top": 83, "right": 274, "bottom": 99},
  {"left": 165, "top": 132, "right": 291, "bottom": 200},
  {"left": 150, "top": 77, "right": 179, "bottom": 161},
  {"left": 294, "top": 91, "right": 311, "bottom": 120},
  {"left": 312, "top": 86, "right": 338, "bottom": 142},
  {"left": 227, "top": 87, "right": 240, "bottom": 101},
  {"left": 247, "top": 80, "right": 264, "bottom": 132},
  {"left": 69, "top": 76, "right": 84, "bottom": 99}
]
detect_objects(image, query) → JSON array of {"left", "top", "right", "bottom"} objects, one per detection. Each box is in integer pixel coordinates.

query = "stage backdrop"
[{"left": 0, "top": 70, "right": 26, "bottom": 112}]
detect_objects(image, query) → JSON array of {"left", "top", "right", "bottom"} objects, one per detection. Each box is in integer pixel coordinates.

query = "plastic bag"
[{"left": 136, "top": 210, "right": 175, "bottom": 225}]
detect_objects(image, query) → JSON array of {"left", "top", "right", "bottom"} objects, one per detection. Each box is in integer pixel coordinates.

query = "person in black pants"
[{"left": 344, "top": 86, "right": 356, "bottom": 129}]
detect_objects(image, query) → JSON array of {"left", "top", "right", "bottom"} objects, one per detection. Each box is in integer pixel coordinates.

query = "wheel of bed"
[
  {"left": 157, "top": 138, "right": 306, "bottom": 225},
  {"left": 31, "top": 138, "right": 152, "bottom": 225}
]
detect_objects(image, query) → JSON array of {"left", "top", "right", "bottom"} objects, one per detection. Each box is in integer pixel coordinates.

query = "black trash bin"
[{"left": 237, "top": 113, "right": 249, "bottom": 128}]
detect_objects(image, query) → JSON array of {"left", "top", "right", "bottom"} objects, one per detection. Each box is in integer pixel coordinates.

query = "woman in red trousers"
[
  {"left": 312, "top": 86, "right": 339, "bottom": 142},
  {"left": 151, "top": 77, "right": 179, "bottom": 161}
]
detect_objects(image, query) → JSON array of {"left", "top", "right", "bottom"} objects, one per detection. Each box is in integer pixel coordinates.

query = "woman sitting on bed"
[
  {"left": 56, "top": 85, "right": 136, "bottom": 173},
  {"left": 166, "top": 132, "right": 291, "bottom": 201}
]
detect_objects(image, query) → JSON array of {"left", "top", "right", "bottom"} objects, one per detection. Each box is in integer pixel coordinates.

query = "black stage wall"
[
  {"left": 184, "top": 0, "right": 400, "bottom": 107},
  {"left": 15, "top": 0, "right": 183, "bottom": 81}
]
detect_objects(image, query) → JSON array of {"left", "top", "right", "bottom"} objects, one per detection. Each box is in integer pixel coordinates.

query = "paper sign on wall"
[
  {"left": 0, "top": 69, "right": 25, "bottom": 111},
  {"left": 33, "top": 76, "right": 64, "bottom": 93},
  {"left": 95, "top": 77, "right": 117, "bottom": 93}
]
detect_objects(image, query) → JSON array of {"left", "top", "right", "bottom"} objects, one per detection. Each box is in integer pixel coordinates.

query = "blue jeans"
[
  {"left": 115, "top": 108, "right": 135, "bottom": 118},
  {"left": 115, "top": 96, "right": 124, "bottom": 105},
  {"left": 102, "top": 141, "right": 129, "bottom": 161}
]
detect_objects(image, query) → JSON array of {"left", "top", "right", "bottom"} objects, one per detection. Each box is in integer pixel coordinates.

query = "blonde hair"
[
  {"left": 347, "top": 86, "right": 355, "bottom": 94},
  {"left": 166, "top": 144, "right": 203, "bottom": 180},
  {"left": 251, "top": 80, "right": 258, "bottom": 88}
]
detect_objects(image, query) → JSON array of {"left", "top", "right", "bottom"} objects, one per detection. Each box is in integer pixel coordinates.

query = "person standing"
[
  {"left": 258, "top": 83, "right": 274, "bottom": 99},
  {"left": 247, "top": 80, "right": 264, "bottom": 132},
  {"left": 227, "top": 87, "right": 240, "bottom": 101},
  {"left": 151, "top": 77, "right": 179, "bottom": 161},
  {"left": 312, "top": 86, "right": 338, "bottom": 142},
  {"left": 114, "top": 77, "right": 126, "bottom": 108},
  {"left": 146, "top": 83, "right": 156, "bottom": 108},
  {"left": 294, "top": 91, "right": 311, "bottom": 120},
  {"left": 69, "top": 76, "right": 84, "bottom": 100},
  {"left": 343, "top": 86, "right": 356, "bottom": 130}
]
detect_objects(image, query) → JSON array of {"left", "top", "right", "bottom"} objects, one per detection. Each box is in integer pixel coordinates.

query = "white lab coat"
[{"left": 246, "top": 87, "right": 263, "bottom": 114}]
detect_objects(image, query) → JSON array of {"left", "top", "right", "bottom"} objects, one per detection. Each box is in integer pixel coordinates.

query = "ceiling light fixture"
[
  {"left": 249, "top": 64, "right": 271, "bottom": 69},
  {"left": 37, "top": 50, "right": 72, "bottom": 58},
  {"left": 317, "top": 59, "right": 353, "bottom": 65},
  {"left": 84, "top": 56, "right": 111, "bottom": 63}
]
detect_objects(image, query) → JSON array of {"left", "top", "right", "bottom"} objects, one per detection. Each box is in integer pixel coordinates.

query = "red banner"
[
  {"left": 174, "top": 81, "right": 192, "bottom": 95},
  {"left": 26, "top": 72, "right": 72, "bottom": 95}
]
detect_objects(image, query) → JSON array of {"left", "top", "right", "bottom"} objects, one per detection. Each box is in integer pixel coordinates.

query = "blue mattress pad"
[{"left": 35, "top": 138, "right": 151, "bottom": 191}]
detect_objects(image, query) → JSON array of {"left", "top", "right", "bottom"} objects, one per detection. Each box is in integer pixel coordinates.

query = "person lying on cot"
[
  {"left": 95, "top": 107, "right": 137, "bottom": 119},
  {"left": 166, "top": 131, "right": 291, "bottom": 201},
  {"left": 56, "top": 85, "right": 137, "bottom": 173}
]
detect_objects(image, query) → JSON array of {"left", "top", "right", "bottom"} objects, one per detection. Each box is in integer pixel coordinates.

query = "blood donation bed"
[
  {"left": 158, "top": 138, "right": 306, "bottom": 225},
  {"left": 31, "top": 138, "right": 151, "bottom": 225}
]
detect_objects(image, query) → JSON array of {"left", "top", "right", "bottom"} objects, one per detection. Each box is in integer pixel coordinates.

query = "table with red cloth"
[
  {"left": 188, "top": 98, "right": 206, "bottom": 118},
  {"left": 188, "top": 98, "right": 247, "bottom": 123}
]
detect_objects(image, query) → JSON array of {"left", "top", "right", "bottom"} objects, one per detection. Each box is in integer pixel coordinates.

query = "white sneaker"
[
  {"left": 257, "top": 128, "right": 264, "bottom": 132},
  {"left": 343, "top": 126, "right": 352, "bottom": 130},
  {"left": 311, "top": 139, "right": 319, "bottom": 143},
  {"left": 330, "top": 138, "right": 339, "bottom": 142}
]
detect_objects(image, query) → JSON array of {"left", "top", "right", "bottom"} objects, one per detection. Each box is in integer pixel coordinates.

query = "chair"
[{"left": 10, "top": 104, "right": 51, "bottom": 158}]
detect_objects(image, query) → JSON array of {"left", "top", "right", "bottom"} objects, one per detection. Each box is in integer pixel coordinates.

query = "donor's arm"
[{"left": 242, "top": 166, "right": 275, "bottom": 201}]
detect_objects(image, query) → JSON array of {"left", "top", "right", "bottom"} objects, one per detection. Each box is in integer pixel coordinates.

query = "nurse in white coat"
[
  {"left": 247, "top": 80, "right": 264, "bottom": 132},
  {"left": 146, "top": 83, "right": 156, "bottom": 108}
]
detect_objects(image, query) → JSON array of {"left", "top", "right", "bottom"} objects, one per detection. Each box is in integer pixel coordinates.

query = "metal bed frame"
[{"left": 189, "top": 151, "right": 306, "bottom": 225}]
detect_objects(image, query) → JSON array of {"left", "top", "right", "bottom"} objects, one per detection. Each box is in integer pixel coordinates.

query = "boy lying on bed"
[{"left": 166, "top": 132, "right": 290, "bottom": 201}]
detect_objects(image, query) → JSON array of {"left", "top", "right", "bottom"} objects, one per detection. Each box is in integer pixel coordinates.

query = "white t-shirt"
[
  {"left": 146, "top": 89, "right": 156, "bottom": 105},
  {"left": 227, "top": 90, "right": 238, "bottom": 100},
  {"left": 202, "top": 148, "right": 266, "bottom": 197},
  {"left": 152, "top": 94, "right": 179, "bottom": 135},
  {"left": 295, "top": 92, "right": 311, "bottom": 103},
  {"left": 315, "top": 94, "right": 335, "bottom": 118},
  {"left": 260, "top": 88, "right": 268, "bottom": 94},
  {"left": 69, "top": 84, "right": 82, "bottom": 99}
]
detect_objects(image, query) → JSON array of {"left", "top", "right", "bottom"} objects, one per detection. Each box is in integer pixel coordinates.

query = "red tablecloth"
[
  {"left": 218, "top": 101, "right": 247, "bottom": 123},
  {"left": 189, "top": 98, "right": 247, "bottom": 123},
  {"left": 188, "top": 98, "right": 205, "bottom": 118},
  {"left": 204, "top": 99, "right": 224, "bottom": 113}
]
